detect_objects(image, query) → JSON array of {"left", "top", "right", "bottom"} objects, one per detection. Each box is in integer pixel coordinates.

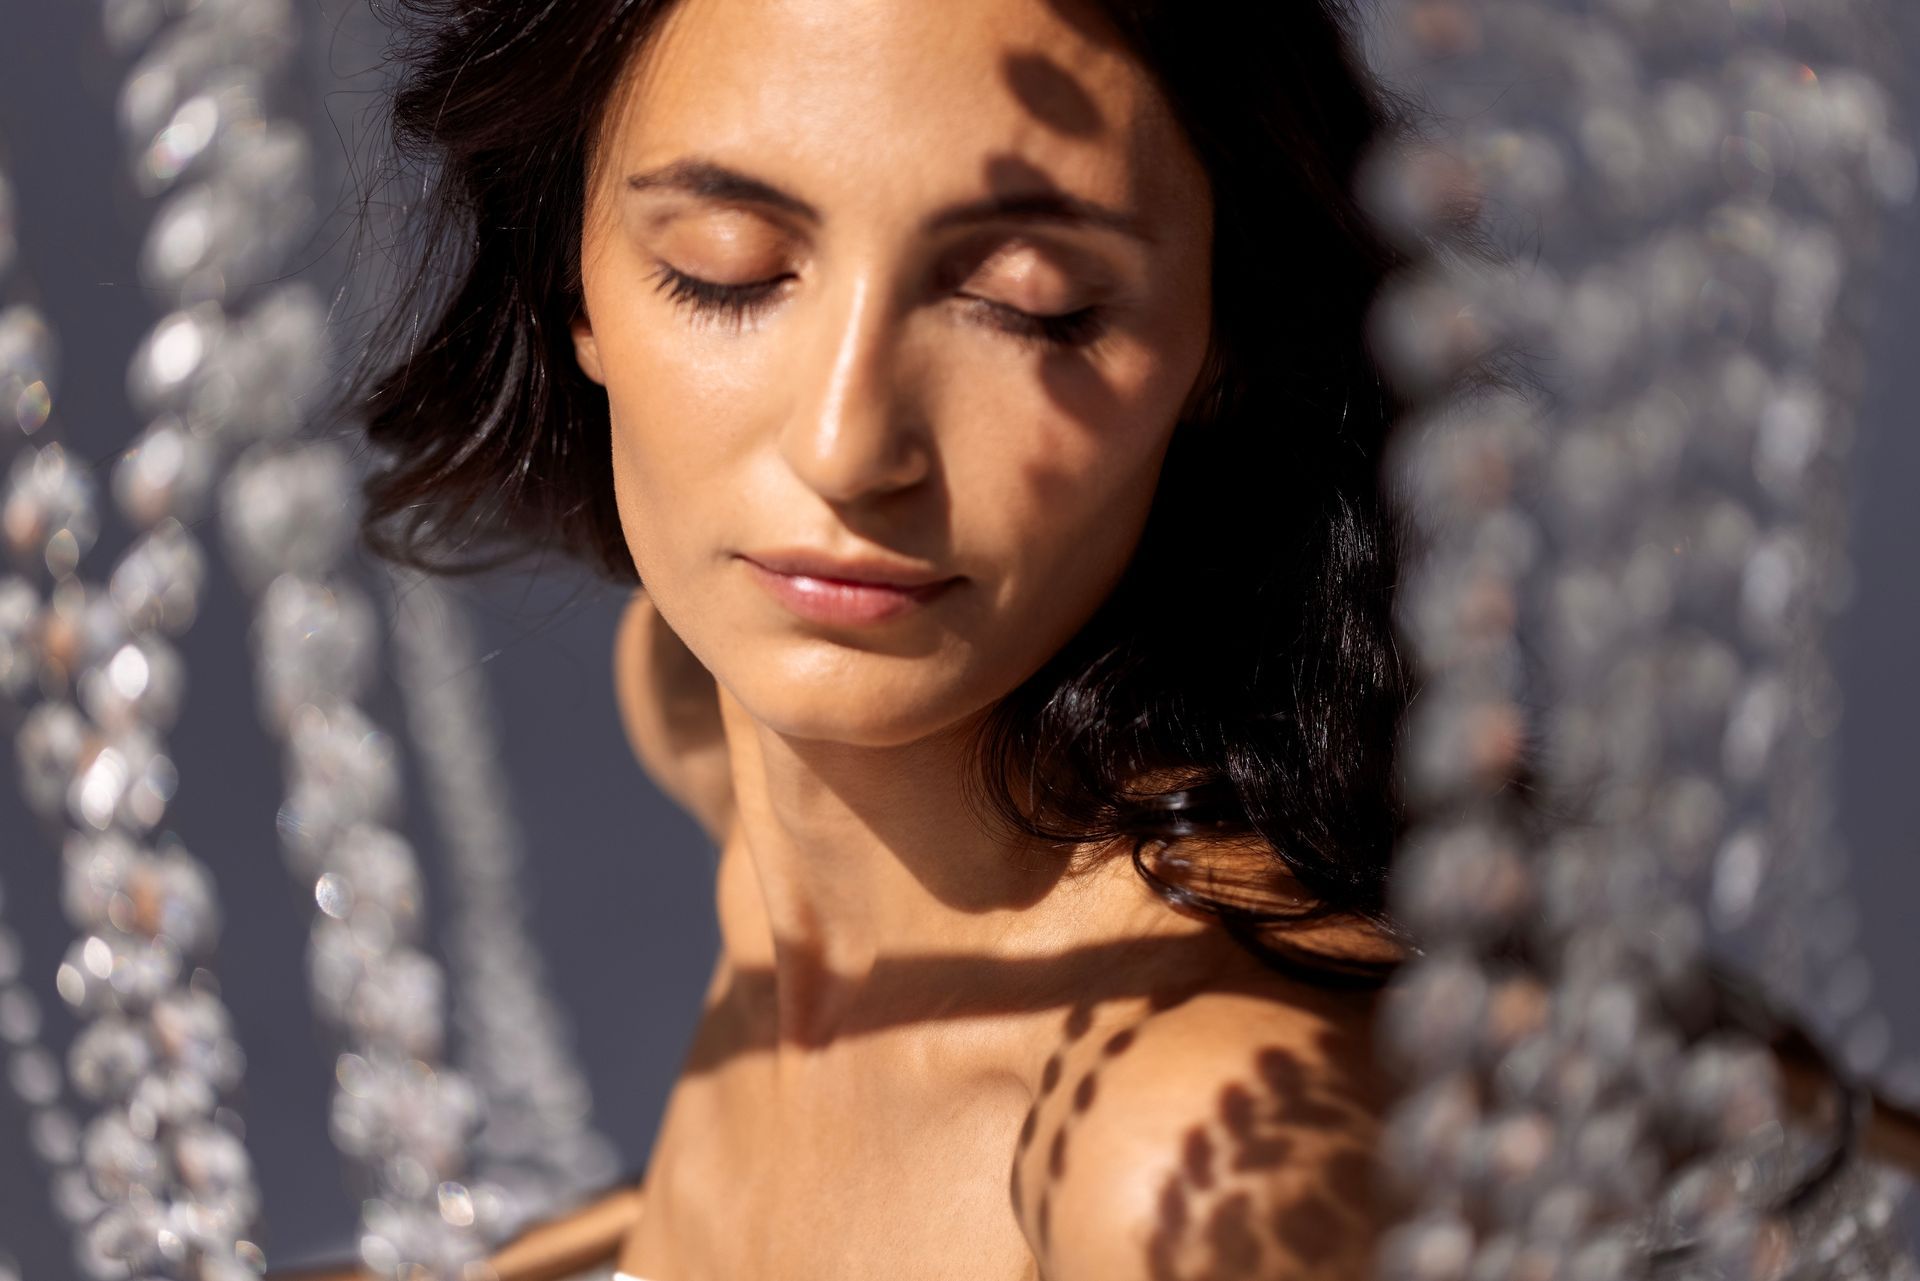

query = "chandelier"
[{"left": 0, "top": 1, "right": 1916, "bottom": 1279}]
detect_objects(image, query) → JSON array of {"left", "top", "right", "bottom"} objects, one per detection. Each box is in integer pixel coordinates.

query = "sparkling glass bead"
[
  {"left": 150, "top": 987, "right": 242, "bottom": 1090},
  {"left": 136, "top": 69, "right": 267, "bottom": 197},
  {"left": 57, "top": 931, "right": 183, "bottom": 1015},
  {"left": 286, "top": 700, "right": 400, "bottom": 825},
  {"left": 68, "top": 1014, "right": 158, "bottom": 1102},
  {"left": 0, "top": 573, "right": 40, "bottom": 703},
  {"left": 119, "top": 11, "right": 292, "bottom": 149},
  {"left": 276, "top": 777, "right": 377, "bottom": 878},
  {"left": 253, "top": 574, "right": 376, "bottom": 730},
  {"left": 1394, "top": 817, "right": 1532, "bottom": 943},
  {"left": 17, "top": 699, "right": 88, "bottom": 820},
  {"left": 115, "top": 417, "right": 218, "bottom": 530},
  {"left": 0, "top": 304, "right": 56, "bottom": 434},
  {"left": 63, "top": 828, "right": 146, "bottom": 931},
  {"left": 3, "top": 442, "right": 99, "bottom": 576},
  {"left": 77, "top": 1195, "right": 174, "bottom": 1280},
  {"left": 172, "top": 1124, "right": 258, "bottom": 1222},
  {"left": 69, "top": 723, "right": 178, "bottom": 833},
  {"left": 330, "top": 1053, "right": 480, "bottom": 1171},
  {"left": 222, "top": 443, "right": 354, "bottom": 587},
  {"left": 346, "top": 946, "right": 445, "bottom": 1059},
  {"left": 1378, "top": 1211, "right": 1477, "bottom": 1281},
  {"left": 358, "top": 1195, "right": 488, "bottom": 1279},
  {"left": 38, "top": 580, "right": 134, "bottom": 692},
  {"left": 82, "top": 1107, "right": 168, "bottom": 1200},
  {"left": 328, "top": 823, "right": 423, "bottom": 934},
  {"left": 80, "top": 632, "right": 187, "bottom": 735},
  {"left": 128, "top": 1064, "right": 220, "bottom": 1134},
  {"left": 111, "top": 518, "right": 207, "bottom": 635},
  {"left": 127, "top": 304, "right": 226, "bottom": 416}
]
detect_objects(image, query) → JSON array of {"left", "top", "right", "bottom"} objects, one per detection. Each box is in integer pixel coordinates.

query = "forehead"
[{"left": 601, "top": 0, "right": 1206, "bottom": 226}]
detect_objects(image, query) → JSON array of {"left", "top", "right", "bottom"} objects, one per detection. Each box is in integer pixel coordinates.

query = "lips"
[
  {"left": 739, "top": 550, "right": 960, "bottom": 625},
  {"left": 741, "top": 548, "right": 954, "bottom": 590}
]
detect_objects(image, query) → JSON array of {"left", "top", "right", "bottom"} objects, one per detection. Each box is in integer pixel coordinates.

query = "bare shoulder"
[{"left": 1011, "top": 984, "right": 1392, "bottom": 1281}]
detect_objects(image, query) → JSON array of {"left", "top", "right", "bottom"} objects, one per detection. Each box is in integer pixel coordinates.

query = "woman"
[{"left": 331, "top": 0, "right": 1421, "bottom": 1276}]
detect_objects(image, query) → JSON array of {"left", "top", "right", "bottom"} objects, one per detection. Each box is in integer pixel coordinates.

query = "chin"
[{"left": 725, "top": 651, "right": 997, "bottom": 750}]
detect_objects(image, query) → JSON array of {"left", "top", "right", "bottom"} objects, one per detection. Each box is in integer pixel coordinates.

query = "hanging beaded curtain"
[
  {"left": 3, "top": 0, "right": 1918, "bottom": 1279},
  {"left": 1362, "top": 0, "right": 1915, "bottom": 1276},
  {"left": 1, "top": 0, "right": 631, "bottom": 1274}
]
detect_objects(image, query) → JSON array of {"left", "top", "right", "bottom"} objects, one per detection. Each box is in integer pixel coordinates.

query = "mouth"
[{"left": 739, "top": 552, "right": 961, "bottom": 625}]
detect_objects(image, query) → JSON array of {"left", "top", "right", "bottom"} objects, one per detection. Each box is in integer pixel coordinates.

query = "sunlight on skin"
[{"left": 561, "top": 0, "right": 1390, "bottom": 1277}]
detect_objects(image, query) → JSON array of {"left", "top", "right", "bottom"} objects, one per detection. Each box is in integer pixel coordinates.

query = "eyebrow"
[{"left": 624, "top": 157, "right": 1151, "bottom": 242}]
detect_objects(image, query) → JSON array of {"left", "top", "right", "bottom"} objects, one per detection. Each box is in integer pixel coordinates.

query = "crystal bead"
[
  {"left": 58, "top": 932, "right": 182, "bottom": 1015},
  {"left": 115, "top": 418, "right": 218, "bottom": 530},
  {"left": 3, "top": 442, "right": 99, "bottom": 576},
  {"left": 222, "top": 443, "right": 354, "bottom": 587},
  {"left": 68, "top": 1015, "right": 158, "bottom": 1102},
  {"left": 253, "top": 575, "right": 376, "bottom": 731},
  {"left": 128, "top": 1063, "right": 219, "bottom": 1130},
  {"left": 69, "top": 723, "right": 178, "bottom": 834},
  {"left": 17, "top": 699, "right": 88, "bottom": 821},
  {"left": 82, "top": 1107, "right": 168, "bottom": 1200},
  {"left": 150, "top": 987, "right": 243, "bottom": 1090},
  {"left": 346, "top": 946, "right": 445, "bottom": 1058},
  {"left": 62, "top": 828, "right": 146, "bottom": 931},
  {"left": 0, "top": 574, "right": 40, "bottom": 704},
  {"left": 127, "top": 304, "right": 226, "bottom": 416},
  {"left": 358, "top": 1195, "right": 487, "bottom": 1279},
  {"left": 286, "top": 701, "right": 400, "bottom": 825},
  {"left": 329, "top": 823, "right": 423, "bottom": 933},
  {"left": 136, "top": 68, "right": 267, "bottom": 197},
  {"left": 173, "top": 1124, "right": 258, "bottom": 1220},
  {"left": 276, "top": 777, "right": 376, "bottom": 878},
  {"left": 0, "top": 302, "right": 56, "bottom": 398},
  {"left": 330, "top": 1054, "right": 480, "bottom": 1171},
  {"left": 80, "top": 632, "right": 187, "bottom": 735},
  {"left": 120, "top": 13, "right": 292, "bottom": 149},
  {"left": 0, "top": 307, "right": 54, "bottom": 441},
  {"left": 38, "top": 580, "right": 134, "bottom": 693},
  {"left": 111, "top": 519, "right": 207, "bottom": 635},
  {"left": 77, "top": 1196, "right": 173, "bottom": 1280}
]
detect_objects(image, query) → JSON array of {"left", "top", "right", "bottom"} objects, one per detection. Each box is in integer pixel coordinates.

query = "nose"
[{"left": 778, "top": 270, "right": 932, "bottom": 503}]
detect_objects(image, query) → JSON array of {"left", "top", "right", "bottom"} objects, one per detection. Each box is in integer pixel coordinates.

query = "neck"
[{"left": 710, "top": 685, "right": 1224, "bottom": 1051}]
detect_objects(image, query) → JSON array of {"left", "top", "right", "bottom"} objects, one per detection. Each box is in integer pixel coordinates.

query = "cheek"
[{"left": 943, "top": 342, "right": 1188, "bottom": 650}]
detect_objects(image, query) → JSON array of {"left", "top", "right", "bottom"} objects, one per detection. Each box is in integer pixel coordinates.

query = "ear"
[{"left": 571, "top": 306, "right": 607, "bottom": 386}]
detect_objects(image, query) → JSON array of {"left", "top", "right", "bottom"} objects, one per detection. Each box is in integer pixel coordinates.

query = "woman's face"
[{"left": 574, "top": 0, "right": 1213, "bottom": 748}]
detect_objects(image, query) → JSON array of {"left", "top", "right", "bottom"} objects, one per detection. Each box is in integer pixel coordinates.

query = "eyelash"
[{"left": 644, "top": 263, "right": 1109, "bottom": 350}]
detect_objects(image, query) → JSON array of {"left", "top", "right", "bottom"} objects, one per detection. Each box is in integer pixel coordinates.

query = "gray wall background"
[{"left": 0, "top": 0, "right": 1914, "bottom": 1275}]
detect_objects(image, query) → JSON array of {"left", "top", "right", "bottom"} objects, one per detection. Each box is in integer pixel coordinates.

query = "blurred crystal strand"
[
  {"left": 2, "top": 105, "right": 262, "bottom": 1281},
  {"left": 387, "top": 570, "right": 622, "bottom": 1241},
  {"left": 1362, "top": 1, "right": 1915, "bottom": 1278},
  {"left": 99, "top": 1, "right": 497, "bottom": 1275}
]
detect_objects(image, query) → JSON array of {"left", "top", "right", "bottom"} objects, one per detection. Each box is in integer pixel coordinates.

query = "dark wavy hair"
[{"left": 352, "top": 0, "right": 1419, "bottom": 985}]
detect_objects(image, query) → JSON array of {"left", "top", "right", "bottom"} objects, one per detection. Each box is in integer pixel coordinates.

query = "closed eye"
[{"left": 647, "top": 263, "right": 1109, "bottom": 350}]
